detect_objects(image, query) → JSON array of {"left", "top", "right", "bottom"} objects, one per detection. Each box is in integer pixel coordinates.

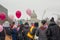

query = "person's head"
[
  {"left": 24, "top": 22, "right": 29, "bottom": 25},
  {"left": 41, "top": 20, "right": 47, "bottom": 25},
  {"left": 20, "top": 24, "right": 24, "bottom": 30},
  {"left": 31, "top": 23, "right": 34, "bottom": 26},
  {"left": 34, "top": 22, "right": 39, "bottom": 27},
  {"left": 50, "top": 17, "right": 54, "bottom": 22},
  {"left": 41, "top": 20, "right": 48, "bottom": 30},
  {"left": 12, "top": 22, "right": 15, "bottom": 25},
  {"left": 24, "top": 22, "right": 29, "bottom": 27}
]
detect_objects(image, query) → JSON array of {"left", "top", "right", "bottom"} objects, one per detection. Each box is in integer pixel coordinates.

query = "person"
[
  {"left": 17, "top": 20, "right": 24, "bottom": 40},
  {"left": 17, "top": 24, "right": 24, "bottom": 40},
  {"left": 23, "top": 22, "right": 30, "bottom": 40},
  {"left": 3, "top": 21, "right": 11, "bottom": 35},
  {"left": 11, "top": 22, "right": 17, "bottom": 40},
  {"left": 46, "top": 17, "right": 60, "bottom": 40},
  {"left": 36, "top": 20, "right": 48, "bottom": 40},
  {"left": 27, "top": 22, "right": 39, "bottom": 40},
  {"left": 0, "top": 25, "right": 5, "bottom": 40}
]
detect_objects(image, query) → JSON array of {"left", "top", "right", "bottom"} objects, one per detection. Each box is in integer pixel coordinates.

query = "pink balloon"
[
  {"left": 9, "top": 15, "right": 14, "bottom": 20},
  {"left": 16, "top": 10, "right": 21, "bottom": 18},
  {"left": 0, "top": 12, "right": 6, "bottom": 20},
  {"left": 26, "top": 9, "right": 32, "bottom": 16},
  {"left": 0, "top": 25, "right": 3, "bottom": 32}
]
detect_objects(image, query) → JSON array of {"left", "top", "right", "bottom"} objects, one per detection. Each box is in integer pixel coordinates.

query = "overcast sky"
[{"left": 0, "top": 0, "right": 60, "bottom": 20}]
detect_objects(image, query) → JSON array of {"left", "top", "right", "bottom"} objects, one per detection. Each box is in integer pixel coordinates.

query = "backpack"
[{"left": 27, "top": 26, "right": 34, "bottom": 39}]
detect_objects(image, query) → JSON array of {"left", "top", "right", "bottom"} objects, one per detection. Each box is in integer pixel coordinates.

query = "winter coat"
[
  {"left": 36, "top": 27, "right": 47, "bottom": 40},
  {"left": 17, "top": 24, "right": 24, "bottom": 40},
  {"left": 0, "top": 29, "right": 5, "bottom": 40},
  {"left": 0, "top": 29, "right": 5, "bottom": 37},
  {"left": 46, "top": 22, "right": 60, "bottom": 40},
  {"left": 22, "top": 26, "right": 30, "bottom": 40},
  {"left": 11, "top": 24, "right": 17, "bottom": 40},
  {"left": 23, "top": 26, "right": 30, "bottom": 35}
]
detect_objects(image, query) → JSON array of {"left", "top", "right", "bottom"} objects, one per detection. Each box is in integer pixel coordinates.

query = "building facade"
[{"left": 0, "top": 4, "right": 12, "bottom": 24}]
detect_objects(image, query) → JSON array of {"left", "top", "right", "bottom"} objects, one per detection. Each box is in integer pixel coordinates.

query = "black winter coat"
[{"left": 46, "top": 22, "right": 60, "bottom": 40}]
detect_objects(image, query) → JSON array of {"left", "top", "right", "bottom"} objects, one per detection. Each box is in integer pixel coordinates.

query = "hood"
[
  {"left": 49, "top": 22, "right": 56, "bottom": 26},
  {"left": 3, "top": 21, "right": 10, "bottom": 27}
]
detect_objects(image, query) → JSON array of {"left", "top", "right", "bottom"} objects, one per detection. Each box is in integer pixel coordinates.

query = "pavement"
[
  {"left": 5, "top": 35, "right": 12, "bottom": 40},
  {"left": 5, "top": 35, "right": 38, "bottom": 40}
]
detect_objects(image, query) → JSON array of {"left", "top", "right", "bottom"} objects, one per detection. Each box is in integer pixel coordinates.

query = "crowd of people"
[{"left": 0, "top": 17, "right": 60, "bottom": 40}]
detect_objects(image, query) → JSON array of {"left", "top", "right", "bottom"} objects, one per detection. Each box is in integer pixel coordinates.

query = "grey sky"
[{"left": 0, "top": 0, "right": 60, "bottom": 20}]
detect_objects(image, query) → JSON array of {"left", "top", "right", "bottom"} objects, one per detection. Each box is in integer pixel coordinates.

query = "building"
[
  {"left": 31, "top": 10, "right": 37, "bottom": 21},
  {"left": 56, "top": 14, "right": 60, "bottom": 26},
  {"left": 0, "top": 4, "right": 12, "bottom": 24},
  {"left": 20, "top": 10, "right": 41, "bottom": 26}
]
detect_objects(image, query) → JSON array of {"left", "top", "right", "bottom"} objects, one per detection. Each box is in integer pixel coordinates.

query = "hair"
[
  {"left": 12, "top": 22, "right": 15, "bottom": 24},
  {"left": 50, "top": 17, "right": 54, "bottom": 22},
  {"left": 10, "top": 22, "right": 15, "bottom": 28},
  {"left": 34, "top": 22, "right": 39, "bottom": 27},
  {"left": 24, "top": 22, "right": 29, "bottom": 25},
  {"left": 41, "top": 20, "right": 46, "bottom": 25}
]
